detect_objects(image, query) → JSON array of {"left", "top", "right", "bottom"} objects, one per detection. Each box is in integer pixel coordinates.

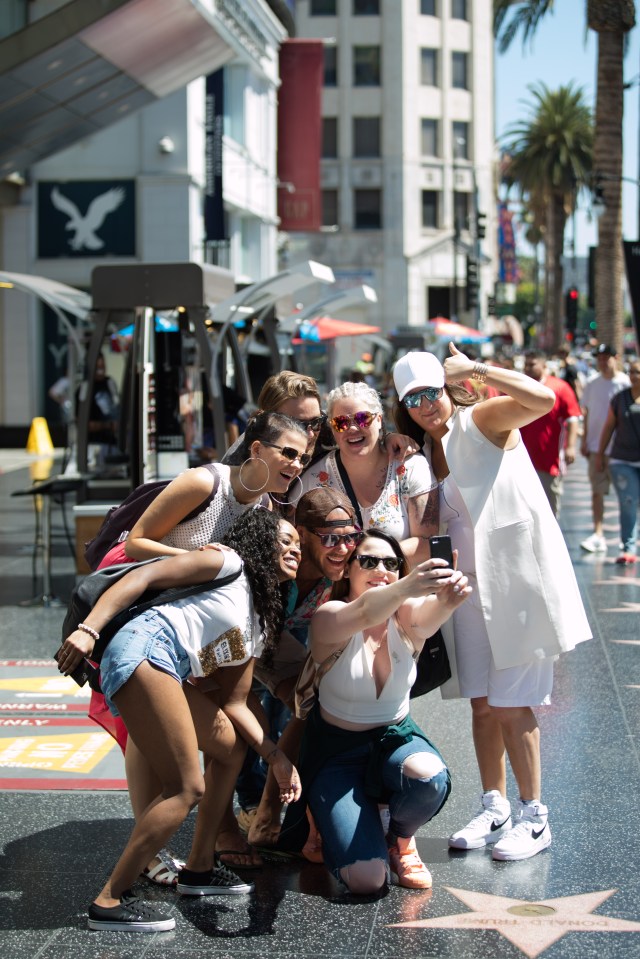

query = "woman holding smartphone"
[{"left": 392, "top": 344, "right": 591, "bottom": 862}]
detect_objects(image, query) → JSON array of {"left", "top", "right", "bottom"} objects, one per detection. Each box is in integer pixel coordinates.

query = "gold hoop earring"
[
  {"left": 270, "top": 474, "right": 304, "bottom": 507},
  {"left": 239, "top": 456, "right": 270, "bottom": 493}
]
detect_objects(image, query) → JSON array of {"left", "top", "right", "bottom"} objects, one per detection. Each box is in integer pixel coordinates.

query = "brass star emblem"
[{"left": 389, "top": 887, "right": 640, "bottom": 958}]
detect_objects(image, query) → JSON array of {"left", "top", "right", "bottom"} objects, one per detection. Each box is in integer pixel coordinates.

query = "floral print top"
[{"left": 299, "top": 451, "right": 436, "bottom": 541}]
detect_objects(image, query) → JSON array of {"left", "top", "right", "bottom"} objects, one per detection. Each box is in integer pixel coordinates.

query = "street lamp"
[{"left": 208, "top": 261, "right": 335, "bottom": 452}]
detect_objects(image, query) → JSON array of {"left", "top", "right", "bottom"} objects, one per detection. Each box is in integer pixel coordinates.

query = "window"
[
  {"left": 420, "top": 0, "right": 437, "bottom": 14},
  {"left": 322, "top": 189, "right": 338, "bottom": 227},
  {"left": 421, "top": 118, "right": 439, "bottom": 157},
  {"left": 353, "top": 117, "right": 381, "bottom": 157},
  {"left": 322, "top": 117, "right": 338, "bottom": 158},
  {"left": 311, "top": 0, "right": 336, "bottom": 14},
  {"left": 324, "top": 46, "right": 338, "bottom": 86},
  {"left": 451, "top": 0, "right": 467, "bottom": 18},
  {"left": 452, "top": 51, "right": 468, "bottom": 90},
  {"left": 453, "top": 121, "right": 469, "bottom": 159},
  {"left": 420, "top": 48, "right": 438, "bottom": 86},
  {"left": 353, "top": 0, "right": 379, "bottom": 12},
  {"left": 454, "top": 191, "right": 470, "bottom": 232},
  {"left": 422, "top": 190, "right": 439, "bottom": 229},
  {"left": 354, "top": 189, "right": 382, "bottom": 229},
  {"left": 353, "top": 46, "right": 381, "bottom": 86}
]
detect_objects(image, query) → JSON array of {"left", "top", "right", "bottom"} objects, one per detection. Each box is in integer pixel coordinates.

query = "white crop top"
[
  {"left": 318, "top": 616, "right": 417, "bottom": 725},
  {"left": 154, "top": 550, "right": 263, "bottom": 678}
]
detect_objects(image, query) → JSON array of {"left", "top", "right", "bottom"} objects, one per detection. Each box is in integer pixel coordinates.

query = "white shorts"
[{"left": 452, "top": 590, "right": 554, "bottom": 707}]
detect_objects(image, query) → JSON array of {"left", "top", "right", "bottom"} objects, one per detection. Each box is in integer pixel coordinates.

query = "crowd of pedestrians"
[{"left": 56, "top": 339, "right": 638, "bottom": 932}]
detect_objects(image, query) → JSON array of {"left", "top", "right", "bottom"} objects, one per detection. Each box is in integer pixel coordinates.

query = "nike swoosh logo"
[
  {"left": 532, "top": 823, "right": 548, "bottom": 840},
  {"left": 490, "top": 816, "right": 511, "bottom": 832}
]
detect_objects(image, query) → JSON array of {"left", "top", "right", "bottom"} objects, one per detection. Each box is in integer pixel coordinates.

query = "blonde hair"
[
  {"left": 326, "top": 381, "right": 383, "bottom": 417},
  {"left": 257, "top": 371, "right": 321, "bottom": 412}
]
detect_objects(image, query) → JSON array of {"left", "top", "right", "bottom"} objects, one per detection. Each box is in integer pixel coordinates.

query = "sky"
[{"left": 494, "top": 1, "right": 640, "bottom": 257}]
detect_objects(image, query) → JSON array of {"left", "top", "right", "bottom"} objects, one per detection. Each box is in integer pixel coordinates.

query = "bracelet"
[
  {"left": 472, "top": 362, "right": 488, "bottom": 383},
  {"left": 77, "top": 622, "right": 100, "bottom": 642}
]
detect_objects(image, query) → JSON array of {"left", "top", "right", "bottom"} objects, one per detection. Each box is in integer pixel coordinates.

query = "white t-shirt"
[
  {"left": 299, "top": 450, "right": 436, "bottom": 540},
  {"left": 581, "top": 373, "right": 630, "bottom": 452},
  {"left": 155, "top": 551, "right": 263, "bottom": 678}
]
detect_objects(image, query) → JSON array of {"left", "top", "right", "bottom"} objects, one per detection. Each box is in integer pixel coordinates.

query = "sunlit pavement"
[{"left": 0, "top": 452, "right": 638, "bottom": 959}]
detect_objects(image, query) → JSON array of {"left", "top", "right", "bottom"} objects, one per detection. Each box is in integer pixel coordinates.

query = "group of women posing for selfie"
[{"left": 58, "top": 346, "right": 590, "bottom": 933}]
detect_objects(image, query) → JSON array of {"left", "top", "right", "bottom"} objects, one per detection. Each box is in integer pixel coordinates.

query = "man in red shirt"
[{"left": 521, "top": 349, "right": 582, "bottom": 517}]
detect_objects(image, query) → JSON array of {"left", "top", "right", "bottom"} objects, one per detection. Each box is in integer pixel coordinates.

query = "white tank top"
[{"left": 318, "top": 616, "right": 417, "bottom": 725}]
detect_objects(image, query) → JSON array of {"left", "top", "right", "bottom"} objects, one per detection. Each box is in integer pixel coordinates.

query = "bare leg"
[
  {"left": 492, "top": 705, "right": 541, "bottom": 800},
  {"left": 248, "top": 716, "right": 306, "bottom": 847},
  {"left": 124, "top": 737, "right": 161, "bottom": 820},
  {"left": 470, "top": 697, "right": 507, "bottom": 796},
  {"left": 593, "top": 491, "right": 604, "bottom": 537},
  {"left": 183, "top": 684, "right": 248, "bottom": 872},
  {"left": 94, "top": 663, "right": 204, "bottom": 907}
]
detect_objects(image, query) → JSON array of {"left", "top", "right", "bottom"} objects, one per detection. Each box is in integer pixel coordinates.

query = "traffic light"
[
  {"left": 466, "top": 256, "right": 479, "bottom": 310},
  {"left": 476, "top": 212, "right": 487, "bottom": 240},
  {"left": 565, "top": 286, "right": 579, "bottom": 331}
]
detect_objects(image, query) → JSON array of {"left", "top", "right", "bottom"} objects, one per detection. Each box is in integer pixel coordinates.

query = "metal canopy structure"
[{"left": 0, "top": 0, "right": 242, "bottom": 175}]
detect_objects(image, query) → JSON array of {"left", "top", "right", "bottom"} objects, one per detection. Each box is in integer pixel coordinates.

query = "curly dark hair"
[
  {"left": 330, "top": 529, "right": 409, "bottom": 601},
  {"left": 226, "top": 411, "right": 307, "bottom": 466},
  {"left": 221, "top": 508, "right": 287, "bottom": 666},
  {"left": 392, "top": 383, "right": 477, "bottom": 447}
]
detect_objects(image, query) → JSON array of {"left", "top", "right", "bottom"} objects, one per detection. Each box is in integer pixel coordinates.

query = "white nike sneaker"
[
  {"left": 492, "top": 800, "right": 552, "bottom": 861},
  {"left": 448, "top": 790, "right": 512, "bottom": 850}
]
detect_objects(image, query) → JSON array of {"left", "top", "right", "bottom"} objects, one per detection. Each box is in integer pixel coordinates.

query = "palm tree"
[
  {"left": 495, "top": 0, "right": 636, "bottom": 354},
  {"left": 502, "top": 83, "right": 593, "bottom": 348}
]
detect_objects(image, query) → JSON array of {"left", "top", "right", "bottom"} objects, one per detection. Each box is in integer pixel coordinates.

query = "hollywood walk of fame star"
[{"left": 389, "top": 887, "right": 640, "bottom": 958}]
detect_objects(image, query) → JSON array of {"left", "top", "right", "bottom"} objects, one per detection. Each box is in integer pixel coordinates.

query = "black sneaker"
[
  {"left": 87, "top": 896, "right": 175, "bottom": 932},
  {"left": 177, "top": 862, "right": 254, "bottom": 896}
]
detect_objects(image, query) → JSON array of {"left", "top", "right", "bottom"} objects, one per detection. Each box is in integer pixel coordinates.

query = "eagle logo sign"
[{"left": 50, "top": 186, "right": 125, "bottom": 252}]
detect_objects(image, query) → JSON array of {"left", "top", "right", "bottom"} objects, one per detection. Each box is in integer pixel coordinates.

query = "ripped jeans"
[
  {"left": 610, "top": 462, "right": 640, "bottom": 555},
  {"left": 308, "top": 735, "right": 450, "bottom": 880}
]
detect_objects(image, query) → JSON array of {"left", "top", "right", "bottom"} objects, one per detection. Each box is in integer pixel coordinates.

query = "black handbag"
[{"left": 410, "top": 628, "right": 451, "bottom": 698}]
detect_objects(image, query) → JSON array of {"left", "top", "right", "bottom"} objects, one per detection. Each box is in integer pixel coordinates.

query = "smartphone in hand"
[
  {"left": 428, "top": 535, "right": 454, "bottom": 567},
  {"left": 54, "top": 646, "right": 100, "bottom": 687}
]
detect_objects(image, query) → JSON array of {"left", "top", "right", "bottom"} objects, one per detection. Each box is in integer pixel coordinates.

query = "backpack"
[
  {"left": 84, "top": 465, "right": 221, "bottom": 570},
  {"left": 59, "top": 556, "right": 242, "bottom": 685}
]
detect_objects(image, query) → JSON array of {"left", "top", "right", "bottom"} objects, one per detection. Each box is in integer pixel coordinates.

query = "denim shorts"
[{"left": 99, "top": 610, "right": 191, "bottom": 717}]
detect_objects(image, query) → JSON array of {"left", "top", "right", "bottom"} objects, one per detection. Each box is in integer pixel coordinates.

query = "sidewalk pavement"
[{"left": 0, "top": 451, "right": 639, "bottom": 959}]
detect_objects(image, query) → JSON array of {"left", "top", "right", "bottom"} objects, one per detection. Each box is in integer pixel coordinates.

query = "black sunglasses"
[
  {"left": 294, "top": 414, "right": 326, "bottom": 432},
  {"left": 354, "top": 553, "right": 402, "bottom": 572},
  {"left": 261, "top": 441, "right": 311, "bottom": 467},
  {"left": 310, "top": 529, "right": 364, "bottom": 548},
  {"left": 403, "top": 386, "right": 444, "bottom": 409}
]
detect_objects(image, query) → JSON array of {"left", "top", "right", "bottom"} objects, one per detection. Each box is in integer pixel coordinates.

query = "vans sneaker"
[
  {"left": 88, "top": 896, "right": 175, "bottom": 932},
  {"left": 492, "top": 800, "right": 552, "bottom": 861},
  {"left": 388, "top": 836, "right": 432, "bottom": 889},
  {"left": 448, "top": 790, "right": 512, "bottom": 850},
  {"left": 580, "top": 533, "right": 607, "bottom": 553},
  {"left": 177, "top": 861, "right": 254, "bottom": 896}
]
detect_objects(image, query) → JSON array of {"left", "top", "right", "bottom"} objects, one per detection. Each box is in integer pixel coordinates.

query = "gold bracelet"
[
  {"left": 77, "top": 622, "right": 100, "bottom": 642},
  {"left": 472, "top": 362, "right": 488, "bottom": 383}
]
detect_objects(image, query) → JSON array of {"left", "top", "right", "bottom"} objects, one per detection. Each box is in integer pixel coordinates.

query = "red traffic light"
[{"left": 568, "top": 288, "right": 579, "bottom": 300}]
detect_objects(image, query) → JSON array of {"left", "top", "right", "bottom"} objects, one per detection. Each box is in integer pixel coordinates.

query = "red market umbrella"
[
  {"left": 292, "top": 316, "right": 381, "bottom": 344},
  {"left": 427, "top": 316, "right": 490, "bottom": 343}
]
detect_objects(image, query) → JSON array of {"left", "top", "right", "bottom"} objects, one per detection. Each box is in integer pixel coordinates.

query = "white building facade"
[
  {"left": 0, "top": 0, "right": 289, "bottom": 435},
  {"left": 286, "top": 0, "right": 496, "bottom": 333}
]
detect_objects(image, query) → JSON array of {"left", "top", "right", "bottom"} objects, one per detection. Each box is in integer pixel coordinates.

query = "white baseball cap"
[{"left": 393, "top": 352, "right": 445, "bottom": 401}]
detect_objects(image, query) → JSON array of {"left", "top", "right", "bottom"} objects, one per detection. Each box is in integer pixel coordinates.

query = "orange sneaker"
[{"left": 388, "top": 836, "right": 432, "bottom": 889}]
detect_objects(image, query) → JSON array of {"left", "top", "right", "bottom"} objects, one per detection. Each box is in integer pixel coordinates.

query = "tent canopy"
[
  {"left": 292, "top": 315, "right": 380, "bottom": 344},
  {"left": 428, "top": 316, "right": 490, "bottom": 343}
]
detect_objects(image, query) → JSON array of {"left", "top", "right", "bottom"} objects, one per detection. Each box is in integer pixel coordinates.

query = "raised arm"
[
  {"left": 310, "top": 559, "right": 455, "bottom": 661},
  {"left": 125, "top": 467, "right": 216, "bottom": 559},
  {"left": 444, "top": 343, "right": 554, "bottom": 442},
  {"left": 401, "top": 486, "right": 439, "bottom": 566},
  {"left": 397, "top": 574, "right": 472, "bottom": 651}
]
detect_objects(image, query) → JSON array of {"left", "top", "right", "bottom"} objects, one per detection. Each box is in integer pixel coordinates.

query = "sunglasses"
[
  {"left": 261, "top": 441, "right": 311, "bottom": 468},
  {"left": 329, "top": 410, "right": 377, "bottom": 433},
  {"left": 355, "top": 554, "right": 402, "bottom": 572},
  {"left": 403, "top": 386, "right": 444, "bottom": 409},
  {"left": 310, "top": 529, "right": 364, "bottom": 548},
  {"left": 295, "top": 414, "right": 326, "bottom": 433}
]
